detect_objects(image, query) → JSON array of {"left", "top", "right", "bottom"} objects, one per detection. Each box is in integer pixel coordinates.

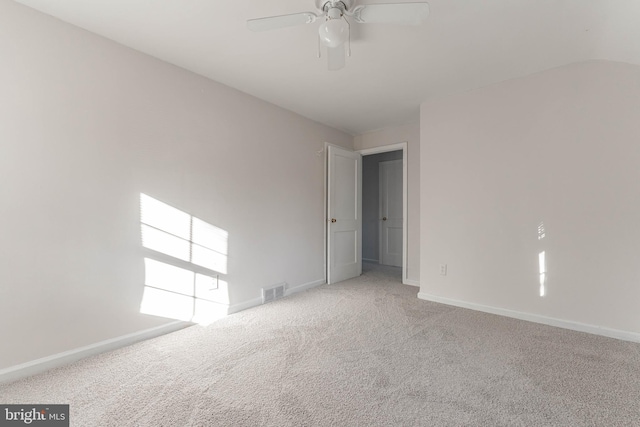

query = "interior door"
[
  {"left": 327, "top": 145, "right": 362, "bottom": 284},
  {"left": 380, "top": 159, "right": 402, "bottom": 267}
]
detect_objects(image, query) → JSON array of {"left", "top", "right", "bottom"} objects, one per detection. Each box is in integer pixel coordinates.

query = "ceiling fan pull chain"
[{"left": 317, "top": 35, "right": 322, "bottom": 58}]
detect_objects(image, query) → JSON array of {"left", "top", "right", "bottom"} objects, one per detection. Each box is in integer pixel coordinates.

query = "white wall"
[
  {"left": 0, "top": 1, "right": 352, "bottom": 370},
  {"left": 362, "top": 151, "right": 403, "bottom": 262},
  {"left": 420, "top": 60, "right": 640, "bottom": 336},
  {"left": 354, "top": 123, "right": 420, "bottom": 284}
]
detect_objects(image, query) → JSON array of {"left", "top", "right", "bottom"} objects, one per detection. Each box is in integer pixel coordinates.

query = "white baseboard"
[
  {"left": 286, "top": 278, "right": 325, "bottom": 296},
  {"left": 417, "top": 292, "right": 640, "bottom": 344},
  {"left": 403, "top": 279, "right": 420, "bottom": 287},
  {"left": 227, "top": 297, "right": 262, "bottom": 315},
  {"left": 1, "top": 278, "right": 328, "bottom": 384},
  {"left": 0, "top": 321, "right": 189, "bottom": 385},
  {"left": 227, "top": 279, "right": 326, "bottom": 315},
  {"left": 362, "top": 258, "right": 379, "bottom": 264}
]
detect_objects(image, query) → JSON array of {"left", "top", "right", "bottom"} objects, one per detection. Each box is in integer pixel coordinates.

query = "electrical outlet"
[{"left": 439, "top": 264, "right": 447, "bottom": 276}]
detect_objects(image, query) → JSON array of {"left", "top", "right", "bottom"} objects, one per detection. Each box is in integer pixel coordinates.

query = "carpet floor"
[{"left": 2, "top": 262, "right": 640, "bottom": 426}]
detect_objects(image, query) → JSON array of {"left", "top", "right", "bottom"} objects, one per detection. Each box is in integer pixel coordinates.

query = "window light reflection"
[
  {"left": 539, "top": 251, "right": 546, "bottom": 297},
  {"left": 139, "top": 194, "right": 230, "bottom": 325},
  {"left": 140, "top": 193, "right": 228, "bottom": 274},
  {"left": 537, "top": 221, "right": 547, "bottom": 297},
  {"left": 140, "top": 257, "right": 228, "bottom": 325}
]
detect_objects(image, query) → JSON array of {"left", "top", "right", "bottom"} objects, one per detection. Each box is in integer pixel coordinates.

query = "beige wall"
[
  {"left": 0, "top": 1, "right": 352, "bottom": 370},
  {"left": 420, "top": 61, "right": 640, "bottom": 337},
  {"left": 354, "top": 123, "right": 420, "bottom": 284}
]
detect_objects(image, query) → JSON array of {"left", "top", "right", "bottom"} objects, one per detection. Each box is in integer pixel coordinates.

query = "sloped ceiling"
[{"left": 12, "top": 0, "right": 640, "bottom": 135}]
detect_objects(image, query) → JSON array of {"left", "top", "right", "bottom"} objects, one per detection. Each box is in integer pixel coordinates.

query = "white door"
[
  {"left": 327, "top": 145, "right": 362, "bottom": 284},
  {"left": 379, "top": 160, "right": 402, "bottom": 267}
]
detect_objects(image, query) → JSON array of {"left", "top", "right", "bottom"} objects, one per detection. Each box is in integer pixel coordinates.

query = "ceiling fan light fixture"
[
  {"left": 318, "top": 17, "right": 348, "bottom": 47},
  {"left": 248, "top": 1, "right": 429, "bottom": 70},
  {"left": 318, "top": 7, "right": 348, "bottom": 48}
]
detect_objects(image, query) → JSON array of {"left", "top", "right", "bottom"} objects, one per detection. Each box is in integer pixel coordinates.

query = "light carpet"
[{"left": 2, "top": 262, "right": 640, "bottom": 426}]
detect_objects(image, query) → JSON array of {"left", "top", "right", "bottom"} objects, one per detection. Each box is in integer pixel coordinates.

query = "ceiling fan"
[{"left": 247, "top": 1, "right": 429, "bottom": 71}]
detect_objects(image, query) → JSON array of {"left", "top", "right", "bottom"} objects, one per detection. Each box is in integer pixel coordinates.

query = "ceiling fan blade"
[
  {"left": 351, "top": 2, "right": 429, "bottom": 25},
  {"left": 247, "top": 12, "right": 319, "bottom": 32},
  {"left": 327, "top": 44, "right": 346, "bottom": 71}
]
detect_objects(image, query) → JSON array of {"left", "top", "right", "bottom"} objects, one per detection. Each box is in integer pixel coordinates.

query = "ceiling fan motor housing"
[{"left": 316, "top": 0, "right": 353, "bottom": 13}]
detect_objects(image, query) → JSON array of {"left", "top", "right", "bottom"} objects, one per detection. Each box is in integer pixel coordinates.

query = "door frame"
[
  {"left": 359, "top": 142, "right": 408, "bottom": 284},
  {"left": 324, "top": 141, "right": 408, "bottom": 285}
]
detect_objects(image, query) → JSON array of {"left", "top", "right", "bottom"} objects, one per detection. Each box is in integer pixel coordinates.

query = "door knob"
[
  {"left": 331, "top": 218, "right": 337, "bottom": 223},
  {"left": 382, "top": 217, "right": 387, "bottom": 221}
]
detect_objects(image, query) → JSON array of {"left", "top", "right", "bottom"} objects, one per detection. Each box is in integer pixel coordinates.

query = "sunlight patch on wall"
[
  {"left": 537, "top": 222, "right": 546, "bottom": 240},
  {"left": 538, "top": 221, "right": 547, "bottom": 297},
  {"left": 140, "top": 258, "right": 228, "bottom": 325},
  {"left": 139, "top": 194, "right": 229, "bottom": 325},
  {"left": 141, "top": 224, "right": 191, "bottom": 261},
  {"left": 140, "top": 194, "right": 228, "bottom": 274},
  {"left": 538, "top": 251, "right": 546, "bottom": 297}
]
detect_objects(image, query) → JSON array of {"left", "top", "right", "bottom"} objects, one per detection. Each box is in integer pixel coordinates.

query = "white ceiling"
[{"left": 13, "top": 0, "right": 640, "bottom": 135}]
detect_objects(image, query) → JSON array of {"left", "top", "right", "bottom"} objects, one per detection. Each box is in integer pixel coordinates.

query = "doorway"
[
  {"left": 362, "top": 152, "right": 402, "bottom": 265},
  {"left": 362, "top": 149, "right": 403, "bottom": 265},
  {"left": 325, "top": 142, "right": 408, "bottom": 285},
  {"left": 359, "top": 143, "right": 407, "bottom": 284}
]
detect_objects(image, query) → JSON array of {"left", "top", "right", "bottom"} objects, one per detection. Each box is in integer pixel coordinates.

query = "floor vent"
[{"left": 262, "top": 283, "right": 286, "bottom": 304}]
